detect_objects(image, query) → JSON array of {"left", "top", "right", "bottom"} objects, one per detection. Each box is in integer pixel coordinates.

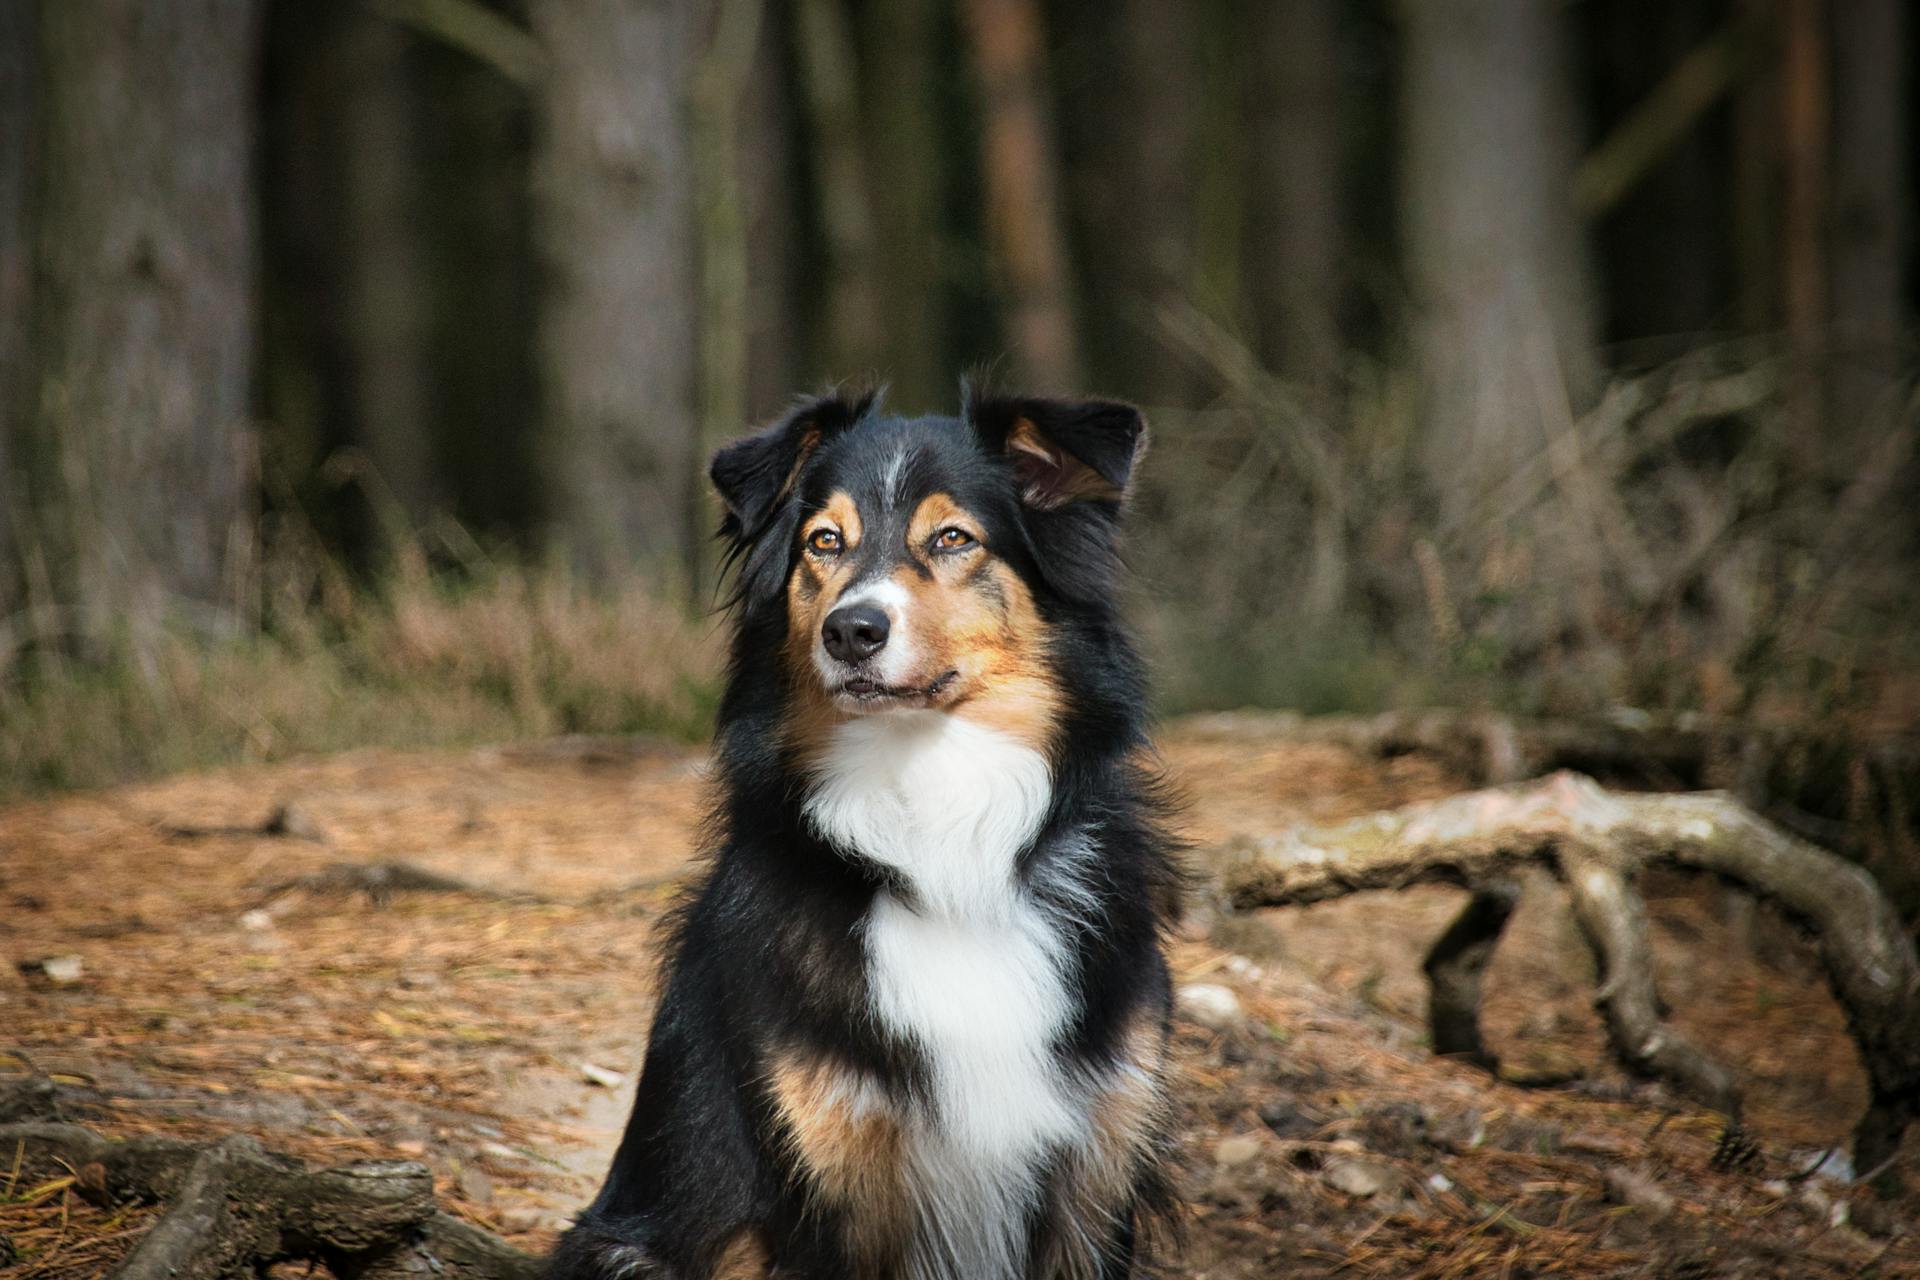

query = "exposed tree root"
[
  {"left": 1422, "top": 880, "right": 1519, "bottom": 1069},
  {"left": 1218, "top": 771, "right": 1920, "bottom": 1183},
  {"left": 0, "top": 1104, "right": 539, "bottom": 1279},
  {"left": 257, "top": 859, "right": 547, "bottom": 907}
]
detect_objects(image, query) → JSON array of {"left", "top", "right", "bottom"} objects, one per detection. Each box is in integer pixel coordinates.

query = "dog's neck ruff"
[{"left": 802, "top": 711, "right": 1083, "bottom": 1280}]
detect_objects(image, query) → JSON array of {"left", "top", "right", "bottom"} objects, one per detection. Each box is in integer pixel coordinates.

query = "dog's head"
[{"left": 711, "top": 390, "right": 1146, "bottom": 747}]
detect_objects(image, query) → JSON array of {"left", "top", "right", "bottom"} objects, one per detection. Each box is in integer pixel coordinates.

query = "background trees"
[{"left": 0, "top": 0, "right": 1913, "bottom": 742}]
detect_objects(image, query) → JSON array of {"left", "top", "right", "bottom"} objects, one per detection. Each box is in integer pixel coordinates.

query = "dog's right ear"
[{"left": 711, "top": 391, "right": 872, "bottom": 602}]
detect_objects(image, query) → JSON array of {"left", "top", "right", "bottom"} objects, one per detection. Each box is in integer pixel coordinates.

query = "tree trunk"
[
  {"left": 1584, "top": 2, "right": 1732, "bottom": 344},
  {"left": 740, "top": 3, "right": 801, "bottom": 423},
  {"left": 0, "top": 2, "right": 35, "bottom": 610},
  {"left": 528, "top": 0, "right": 701, "bottom": 588},
  {"left": 961, "top": 0, "right": 1079, "bottom": 392},
  {"left": 25, "top": 0, "right": 262, "bottom": 646},
  {"left": 1063, "top": 0, "right": 1200, "bottom": 406},
  {"left": 859, "top": 0, "right": 947, "bottom": 412},
  {"left": 1826, "top": 0, "right": 1908, "bottom": 433},
  {"left": 1396, "top": 0, "right": 1600, "bottom": 531},
  {"left": 337, "top": 10, "right": 439, "bottom": 535},
  {"left": 1779, "top": 0, "right": 1828, "bottom": 455},
  {"left": 1245, "top": 0, "right": 1345, "bottom": 395},
  {"left": 792, "top": 0, "right": 885, "bottom": 382},
  {"left": 694, "top": 0, "right": 766, "bottom": 591}
]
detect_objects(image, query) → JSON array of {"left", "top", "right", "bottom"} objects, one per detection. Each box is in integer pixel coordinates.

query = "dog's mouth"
[{"left": 833, "top": 669, "right": 959, "bottom": 710}]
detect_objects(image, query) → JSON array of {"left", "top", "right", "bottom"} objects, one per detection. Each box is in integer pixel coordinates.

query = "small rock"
[
  {"left": 496, "top": 1206, "right": 546, "bottom": 1234},
  {"left": 1213, "top": 1134, "right": 1262, "bottom": 1167},
  {"left": 19, "top": 955, "right": 84, "bottom": 985},
  {"left": 1322, "top": 1155, "right": 1399, "bottom": 1198},
  {"left": 455, "top": 1164, "right": 495, "bottom": 1206},
  {"left": 581, "top": 1061, "right": 627, "bottom": 1089},
  {"left": 1175, "top": 983, "right": 1242, "bottom": 1032},
  {"left": 1602, "top": 1165, "right": 1674, "bottom": 1221},
  {"left": 239, "top": 910, "right": 275, "bottom": 932},
  {"left": 1257, "top": 1099, "right": 1319, "bottom": 1140},
  {"left": 1426, "top": 1172, "right": 1454, "bottom": 1194},
  {"left": 1221, "top": 955, "right": 1264, "bottom": 981}
]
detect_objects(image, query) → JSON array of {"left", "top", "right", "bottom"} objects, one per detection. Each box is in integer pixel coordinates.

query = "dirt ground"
[{"left": 3, "top": 718, "right": 1915, "bottom": 1278}]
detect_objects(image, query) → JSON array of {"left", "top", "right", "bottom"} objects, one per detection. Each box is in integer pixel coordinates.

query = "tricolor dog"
[{"left": 551, "top": 390, "right": 1183, "bottom": 1279}]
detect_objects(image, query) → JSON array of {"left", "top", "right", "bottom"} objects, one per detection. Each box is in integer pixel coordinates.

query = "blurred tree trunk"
[
  {"left": 26, "top": 0, "right": 262, "bottom": 645},
  {"left": 793, "top": 0, "right": 885, "bottom": 380},
  {"left": 741, "top": 4, "right": 801, "bottom": 422},
  {"left": 694, "top": 0, "right": 764, "bottom": 592},
  {"left": 527, "top": 0, "right": 700, "bottom": 587},
  {"left": 1827, "top": 0, "right": 1908, "bottom": 432},
  {"left": 338, "top": 11, "right": 438, "bottom": 534},
  {"left": 1586, "top": 3, "right": 1730, "bottom": 344},
  {"left": 1780, "top": 0, "right": 1827, "bottom": 453},
  {"left": 411, "top": 11, "right": 542, "bottom": 544},
  {"left": 1065, "top": 0, "right": 1199, "bottom": 406},
  {"left": 1731, "top": 0, "right": 1779, "bottom": 333},
  {"left": 1244, "top": 0, "right": 1344, "bottom": 395},
  {"left": 1397, "top": 0, "right": 1600, "bottom": 531},
  {"left": 0, "top": 3, "right": 35, "bottom": 609},
  {"left": 962, "top": 0, "right": 1078, "bottom": 392},
  {"left": 859, "top": 0, "right": 946, "bottom": 411}
]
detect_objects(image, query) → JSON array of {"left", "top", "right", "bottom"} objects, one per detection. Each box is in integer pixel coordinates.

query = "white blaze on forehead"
[{"left": 881, "top": 446, "right": 911, "bottom": 510}]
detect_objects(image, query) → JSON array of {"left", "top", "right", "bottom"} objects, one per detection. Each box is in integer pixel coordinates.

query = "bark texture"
[
  {"left": 0, "top": 1115, "right": 539, "bottom": 1279},
  {"left": 25, "top": 0, "right": 262, "bottom": 641},
  {"left": 0, "top": 3, "right": 32, "bottom": 604},
  {"left": 962, "top": 0, "right": 1079, "bottom": 391},
  {"left": 1219, "top": 772, "right": 1920, "bottom": 1179},
  {"left": 1396, "top": 0, "right": 1600, "bottom": 530},
  {"left": 1827, "top": 0, "right": 1909, "bottom": 432},
  {"left": 529, "top": 0, "right": 701, "bottom": 586},
  {"left": 1245, "top": 0, "right": 1344, "bottom": 392}
]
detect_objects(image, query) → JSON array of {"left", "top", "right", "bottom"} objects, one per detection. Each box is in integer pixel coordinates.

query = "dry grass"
[{"left": 0, "top": 552, "right": 721, "bottom": 798}]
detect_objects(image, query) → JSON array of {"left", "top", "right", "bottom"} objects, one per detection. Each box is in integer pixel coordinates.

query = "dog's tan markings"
[
  {"left": 1038, "top": 1015, "right": 1172, "bottom": 1279},
  {"left": 765, "top": 1051, "right": 911, "bottom": 1274},
  {"left": 870, "top": 491, "right": 1062, "bottom": 749},
  {"left": 788, "top": 490, "right": 866, "bottom": 676},
  {"left": 1007, "top": 417, "right": 1125, "bottom": 509},
  {"left": 711, "top": 1228, "right": 774, "bottom": 1278},
  {"left": 904, "top": 492, "right": 978, "bottom": 553}
]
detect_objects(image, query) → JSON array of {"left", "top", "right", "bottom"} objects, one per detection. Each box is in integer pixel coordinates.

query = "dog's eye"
[
  {"left": 932, "top": 527, "right": 975, "bottom": 552},
  {"left": 807, "top": 528, "right": 843, "bottom": 555}
]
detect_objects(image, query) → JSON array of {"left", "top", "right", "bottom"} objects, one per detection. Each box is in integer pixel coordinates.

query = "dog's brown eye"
[
  {"left": 933, "top": 527, "right": 975, "bottom": 551},
  {"left": 807, "top": 528, "right": 843, "bottom": 555}
]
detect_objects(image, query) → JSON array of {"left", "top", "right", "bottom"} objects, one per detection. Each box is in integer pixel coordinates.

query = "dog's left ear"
[{"left": 966, "top": 396, "right": 1147, "bottom": 511}]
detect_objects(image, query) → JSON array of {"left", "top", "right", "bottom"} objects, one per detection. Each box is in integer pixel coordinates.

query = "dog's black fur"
[{"left": 550, "top": 390, "right": 1182, "bottom": 1280}]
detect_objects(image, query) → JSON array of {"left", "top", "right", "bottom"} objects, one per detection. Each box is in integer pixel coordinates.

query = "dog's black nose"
[{"left": 822, "top": 604, "right": 890, "bottom": 662}]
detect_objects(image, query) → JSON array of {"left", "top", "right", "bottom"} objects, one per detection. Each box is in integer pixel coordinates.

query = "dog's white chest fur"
[{"left": 803, "top": 712, "right": 1081, "bottom": 1279}]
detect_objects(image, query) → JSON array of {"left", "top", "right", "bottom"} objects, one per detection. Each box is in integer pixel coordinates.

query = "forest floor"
[{"left": 3, "top": 717, "right": 1916, "bottom": 1278}]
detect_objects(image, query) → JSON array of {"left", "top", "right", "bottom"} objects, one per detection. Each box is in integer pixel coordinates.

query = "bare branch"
[{"left": 1219, "top": 772, "right": 1920, "bottom": 1181}]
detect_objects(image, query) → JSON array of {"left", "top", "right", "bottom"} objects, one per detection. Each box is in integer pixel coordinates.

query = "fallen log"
[
  {"left": 1217, "top": 771, "right": 1920, "bottom": 1183},
  {"left": 0, "top": 1108, "right": 540, "bottom": 1279}
]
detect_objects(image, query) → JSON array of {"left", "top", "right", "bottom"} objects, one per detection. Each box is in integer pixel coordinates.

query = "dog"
[{"left": 550, "top": 389, "right": 1183, "bottom": 1280}]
